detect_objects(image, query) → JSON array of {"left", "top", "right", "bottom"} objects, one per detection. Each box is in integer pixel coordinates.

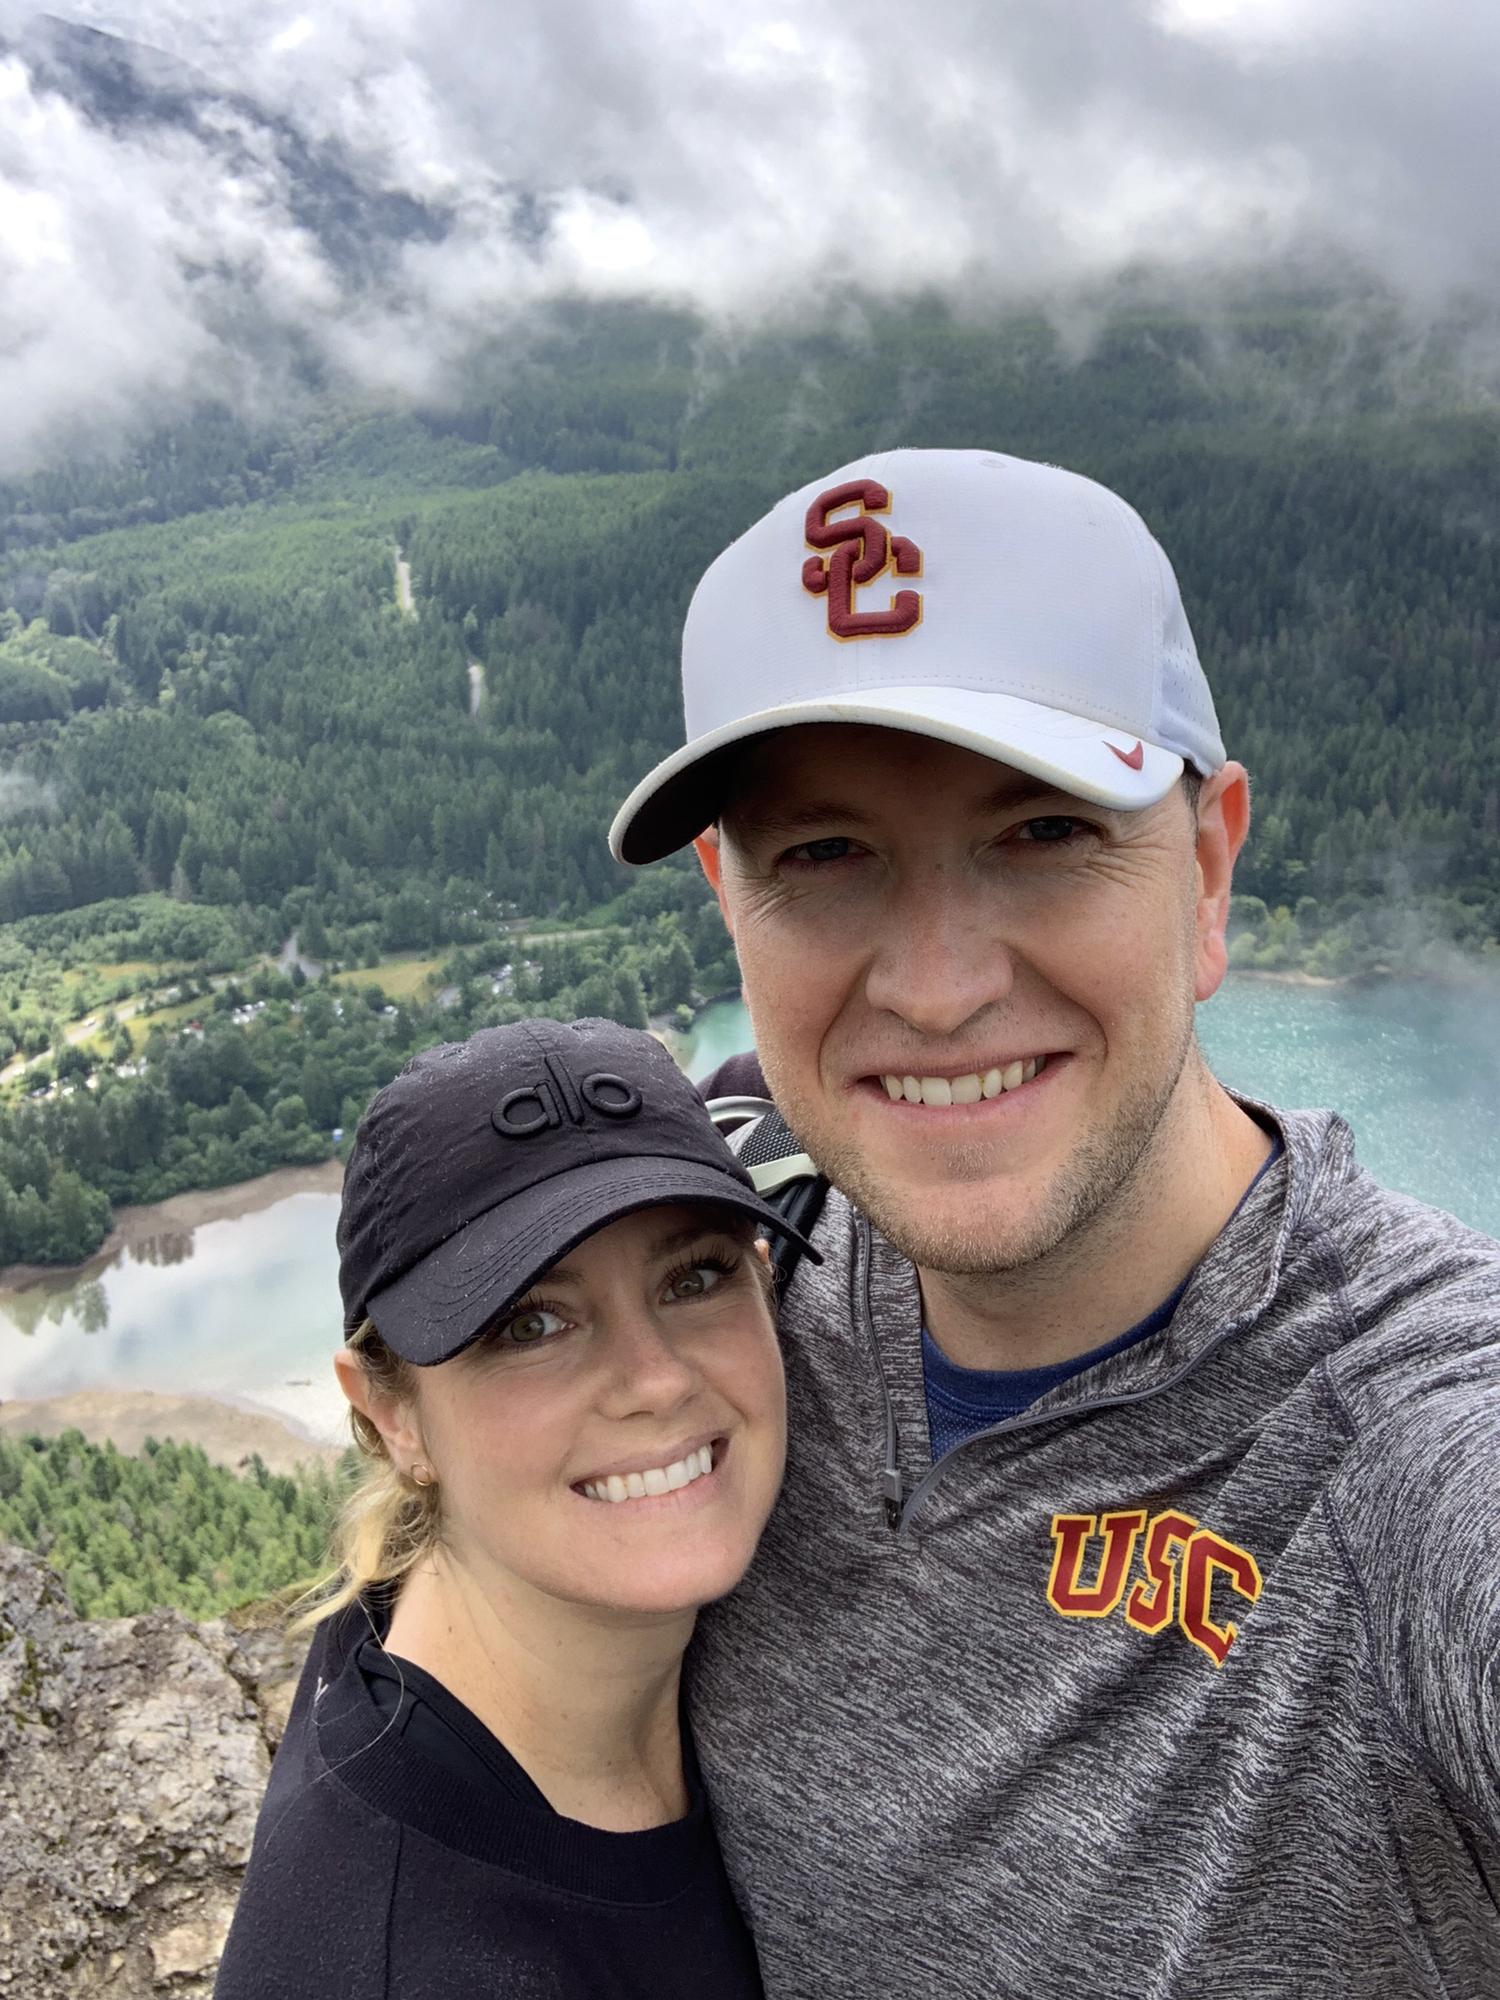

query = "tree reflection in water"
[
  {"left": 74, "top": 1280, "right": 109, "bottom": 1334},
  {"left": 0, "top": 1277, "right": 108, "bottom": 1335},
  {"left": 0, "top": 1231, "right": 196, "bottom": 1337},
  {"left": 128, "top": 1232, "right": 195, "bottom": 1269},
  {"left": 0, "top": 1187, "right": 344, "bottom": 1428}
]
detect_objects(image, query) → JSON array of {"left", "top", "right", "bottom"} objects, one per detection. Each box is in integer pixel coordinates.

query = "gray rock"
[{"left": 0, "top": 1543, "right": 304, "bottom": 1997}]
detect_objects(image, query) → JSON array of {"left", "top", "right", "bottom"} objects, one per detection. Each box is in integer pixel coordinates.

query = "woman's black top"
[{"left": 213, "top": 1598, "right": 763, "bottom": 1998}]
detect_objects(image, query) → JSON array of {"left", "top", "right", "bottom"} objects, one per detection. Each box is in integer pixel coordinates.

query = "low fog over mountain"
[{"left": 1, "top": 0, "right": 1498, "bottom": 473}]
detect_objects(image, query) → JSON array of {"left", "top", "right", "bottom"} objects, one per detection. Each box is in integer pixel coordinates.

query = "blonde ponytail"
[{"left": 289, "top": 1320, "right": 442, "bottom": 1636}]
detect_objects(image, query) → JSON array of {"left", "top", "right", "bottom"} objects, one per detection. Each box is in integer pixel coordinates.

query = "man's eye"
[
  {"left": 1015, "top": 816, "right": 1088, "bottom": 844},
  {"left": 783, "top": 837, "right": 856, "bottom": 867},
  {"left": 500, "top": 1307, "right": 567, "bottom": 1345}
]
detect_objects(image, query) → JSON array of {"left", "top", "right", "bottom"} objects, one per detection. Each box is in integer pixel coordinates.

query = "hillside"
[{"left": 0, "top": 290, "right": 1497, "bottom": 1264}]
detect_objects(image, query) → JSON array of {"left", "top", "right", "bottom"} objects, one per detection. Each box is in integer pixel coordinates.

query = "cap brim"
[
  {"left": 609, "top": 686, "right": 1184, "bottom": 864},
  {"left": 365, "top": 1155, "right": 820, "bottom": 1366}
]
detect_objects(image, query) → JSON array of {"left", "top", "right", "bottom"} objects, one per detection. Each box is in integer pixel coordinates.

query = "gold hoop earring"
[{"left": 408, "top": 1461, "right": 436, "bottom": 1489}]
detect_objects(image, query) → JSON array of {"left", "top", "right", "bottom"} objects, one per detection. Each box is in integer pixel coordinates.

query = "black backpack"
[{"left": 708, "top": 1095, "right": 829, "bottom": 1294}]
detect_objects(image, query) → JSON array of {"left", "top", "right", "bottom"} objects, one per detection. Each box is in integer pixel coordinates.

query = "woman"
[{"left": 215, "top": 1016, "right": 813, "bottom": 2000}]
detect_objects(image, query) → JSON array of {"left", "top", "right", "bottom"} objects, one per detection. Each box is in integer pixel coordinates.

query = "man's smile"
[{"left": 871, "top": 1054, "right": 1053, "bottom": 1107}]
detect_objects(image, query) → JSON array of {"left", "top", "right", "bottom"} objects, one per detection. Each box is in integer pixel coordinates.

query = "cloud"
[
  {"left": 0, "top": 0, "right": 1497, "bottom": 476},
  {"left": 0, "top": 769, "right": 58, "bottom": 817}
]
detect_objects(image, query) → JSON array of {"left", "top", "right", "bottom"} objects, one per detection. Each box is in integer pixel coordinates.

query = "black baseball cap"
[{"left": 337, "top": 1017, "right": 818, "bottom": 1365}]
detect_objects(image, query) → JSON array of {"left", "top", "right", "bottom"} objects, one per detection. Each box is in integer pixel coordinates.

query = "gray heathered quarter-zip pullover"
[{"left": 689, "top": 1103, "right": 1500, "bottom": 1999}]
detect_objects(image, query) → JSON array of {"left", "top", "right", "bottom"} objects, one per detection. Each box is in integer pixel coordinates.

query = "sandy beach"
[{"left": 0, "top": 1386, "right": 344, "bottom": 1476}]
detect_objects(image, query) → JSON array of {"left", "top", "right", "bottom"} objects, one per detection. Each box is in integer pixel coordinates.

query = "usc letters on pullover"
[{"left": 689, "top": 1102, "right": 1500, "bottom": 1998}]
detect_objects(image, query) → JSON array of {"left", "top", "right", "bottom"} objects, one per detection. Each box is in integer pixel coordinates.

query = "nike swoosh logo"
[{"left": 1107, "top": 739, "right": 1144, "bottom": 770}]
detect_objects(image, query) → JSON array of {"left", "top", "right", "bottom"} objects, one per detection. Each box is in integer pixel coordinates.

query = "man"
[{"left": 609, "top": 450, "right": 1500, "bottom": 1998}]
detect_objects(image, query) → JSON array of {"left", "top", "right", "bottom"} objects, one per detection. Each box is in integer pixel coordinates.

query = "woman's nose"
[{"left": 595, "top": 1312, "right": 698, "bottom": 1420}]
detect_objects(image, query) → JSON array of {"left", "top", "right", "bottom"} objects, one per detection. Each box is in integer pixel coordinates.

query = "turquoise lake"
[
  {"left": 686, "top": 977, "right": 1500, "bottom": 1236},
  {"left": 2, "top": 973, "right": 1496, "bottom": 1442}
]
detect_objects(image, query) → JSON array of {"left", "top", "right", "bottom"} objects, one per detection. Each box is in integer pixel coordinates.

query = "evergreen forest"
[
  {"left": 0, "top": 1429, "right": 342, "bottom": 1620},
  {"left": 0, "top": 287, "right": 1497, "bottom": 1271}
]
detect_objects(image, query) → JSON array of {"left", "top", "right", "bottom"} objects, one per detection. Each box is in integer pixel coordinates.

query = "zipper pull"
[{"left": 881, "top": 1465, "right": 904, "bottom": 1531}]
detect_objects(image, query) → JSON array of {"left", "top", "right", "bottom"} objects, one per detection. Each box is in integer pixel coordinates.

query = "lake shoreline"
[
  {"left": 7, "top": 962, "right": 1497, "bottom": 1290},
  {"left": 0, "top": 1157, "right": 345, "bottom": 1291},
  {"left": 1226, "top": 960, "right": 1500, "bottom": 992},
  {"left": 0, "top": 1386, "right": 343, "bottom": 1476},
  {"left": 680, "top": 962, "right": 1500, "bottom": 1034},
  {"left": 1228, "top": 968, "right": 1341, "bottom": 988}
]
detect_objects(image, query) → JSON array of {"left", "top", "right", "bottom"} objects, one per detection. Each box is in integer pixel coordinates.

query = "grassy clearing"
[
  {"left": 88, "top": 959, "right": 178, "bottom": 983},
  {"left": 55, "top": 965, "right": 169, "bottom": 1013},
  {"left": 0, "top": 945, "right": 441, "bottom": 1097},
  {"left": 0, "top": 994, "right": 207, "bottom": 1093},
  {"left": 120, "top": 997, "right": 206, "bottom": 1044},
  {"left": 326, "top": 953, "right": 443, "bottom": 1003},
  {"left": 51, "top": 958, "right": 213, "bottom": 1015}
]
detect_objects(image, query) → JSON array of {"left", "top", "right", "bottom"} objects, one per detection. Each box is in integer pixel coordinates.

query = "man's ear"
[
  {"left": 694, "top": 828, "right": 733, "bottom": 936},
  {"left": 1193, "top": 761, "right": 1251, "bottom": 1003}
]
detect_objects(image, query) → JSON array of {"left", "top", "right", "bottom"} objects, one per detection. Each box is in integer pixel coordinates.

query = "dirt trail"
[{"left": 276, "top": 930, "right": 323, "bottom": 980}]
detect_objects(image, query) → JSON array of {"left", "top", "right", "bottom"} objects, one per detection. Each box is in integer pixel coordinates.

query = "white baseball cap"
[{"left": 609, "top": 447, "right": 1226, "bottom": 865}]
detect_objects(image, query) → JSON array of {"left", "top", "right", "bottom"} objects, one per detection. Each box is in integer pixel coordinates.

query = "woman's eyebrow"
[
  {"left": 646, "top": 1220, "right": 739, "bottom": 1256},
  {"left": 540, "top": 1222, "right": 736, "bottom": 1288}
]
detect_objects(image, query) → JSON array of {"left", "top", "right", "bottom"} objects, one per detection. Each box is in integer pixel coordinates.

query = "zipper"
[
  {"left": 852, "top": 1211, "right": 907, "bottom": 1529},
  {"left": 855, "top": 1206, "right": 1309, "bottom": 1542}
]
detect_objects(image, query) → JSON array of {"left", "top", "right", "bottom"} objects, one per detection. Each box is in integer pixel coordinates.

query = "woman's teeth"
[
  {"left": 580, "top": 1444, "right": 715, "bottom": 1504},
  {"left": 882, "top": 1057, "right": 1047, "bottom": 1106}
]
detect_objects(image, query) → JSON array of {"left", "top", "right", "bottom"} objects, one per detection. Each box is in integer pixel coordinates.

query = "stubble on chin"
[{"left": 774, "top": 1024, "right": 1201, "bottom": 1282}]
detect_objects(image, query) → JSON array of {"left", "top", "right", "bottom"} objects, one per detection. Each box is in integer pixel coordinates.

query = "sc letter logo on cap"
[{"left": 802, "top": 478, "right": 923, "bottom": 639}]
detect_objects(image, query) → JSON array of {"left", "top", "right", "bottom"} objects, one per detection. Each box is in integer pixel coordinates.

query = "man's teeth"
[
  {"left": 882, "top": 1057, "right": 1046, "bottom": 1106},
  {"left": 581, "top": 1444, "right": 715, "bottom": 1504}
]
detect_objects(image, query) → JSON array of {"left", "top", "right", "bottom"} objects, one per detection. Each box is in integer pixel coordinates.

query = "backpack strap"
[{"left": 708, "top": 1096, "right": 829, "bottom": 1294}]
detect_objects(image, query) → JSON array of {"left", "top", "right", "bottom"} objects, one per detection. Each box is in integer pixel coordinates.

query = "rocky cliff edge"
[{"left": 0, "top": 1542, "right": 304, "bottom": 1997}]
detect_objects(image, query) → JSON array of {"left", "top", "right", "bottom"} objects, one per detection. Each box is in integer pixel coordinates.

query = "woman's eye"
[
  {"left": 666, "top": 1259, "right": 732, "bottom": 1301},
  {"left": 501, "top": 1307, "right": 567, "bottom": 1345}
]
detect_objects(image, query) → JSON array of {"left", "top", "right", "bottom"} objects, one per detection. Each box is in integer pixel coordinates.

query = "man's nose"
[
  {"left": 863, "top": 867, "right": 1016, "bottom": 1037},
  {"left": 596, "top": 1311, "right": 698, "bottom": 1420}
]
